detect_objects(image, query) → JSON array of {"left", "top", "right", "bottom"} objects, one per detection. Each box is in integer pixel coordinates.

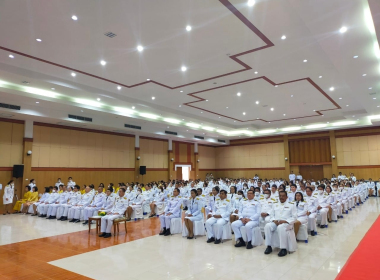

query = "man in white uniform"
[
  {"left": 83, "top": 186, "right": 106, "bottom": 225},
  {"left": 59, "top": 185, "right": 82, "bottom": 221},
  {"left": 37, "top": 186, "right": 59, "bottom": 217},
  {"left": 46, "top": 185, "right": 70, "bottom": 219},
  {"left": 99, "top": 188, "right": 129, "bottom": 238},
  {"left": 205, "top": 190, "right": 231, "bottom": 244},
  {"left": 289, "top": 171, "right": 296, "bottom": 183},
  {"left": 69, "top": 186, "right": 94, "bottom": 223},
  {"left": 264, "top": 191, "right": 297, "bottom": 257}
]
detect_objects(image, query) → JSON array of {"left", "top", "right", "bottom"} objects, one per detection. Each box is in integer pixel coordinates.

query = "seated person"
[
  {"left": 37, "top": 186, "right": 59, "bottom": 217},
  {"left": 288, "top": 184, "right": 297, "bottom": 202},
  {"left": 45, "top": 185, "right": 70, "bottom": 219},
  {"left": 231, "top": 190, "right": 261, "bottom": 249},
  {"left": 205, "top": 190, "right": 231, "bottom": 244},
  {"left": 184, "top": 189, "right": 203, "bottom": 239},
  {"left": 31, "top": 187, "right": 50, "bottom": 216},
  {"left": 260, "top": 189, "right": 275, "bottom": 230},
  {"left": 126, "top": 187, "right": 144, "bottom": 221},
  {"left": 205, "top": 186, "right": 220, "bottom": 217},
  {"left": 159, "top": 188, "right": 182, "bottom": 236},
  {"left": 264, "top": 191, "right": 297, "bottom": 257},
  {"left": 294, "top": 192, "right": 308, "bottom": 237},
  {"left": 69, "top": 186, "right": 95, "bottom": 223},
  {"left": 149, "top": 186, "right": 165, "bottom": 217},
  {"left": 13, "top": 186, "right": 32, "bottom": 213},
  {"left": 315, "top": 184, "right": 330, "bottom": 228},
  {"left": 230, "top": 190, "right": 245, "bottom": 224},
  {"left": 82, "top": 186, "right": 106, "bottom": 225},
  {"left": 304, "top": 187, "right": 318, "bottom": 236},
  {"left": 21, "top": 187, "right": 39, "bottom": 214},
  {"left": 98, "top": 188, "right": 129, "bottom": 238},
  {"left": 58, "top": 185, "right": 82, "bottom": 221}
]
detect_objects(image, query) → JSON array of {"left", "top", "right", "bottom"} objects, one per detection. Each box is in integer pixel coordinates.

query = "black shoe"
[
  {"left": 46, "top": 216, "right": 51, "bottom": 219},
  {"left": 214, "top": 239, "right": 221, "bottom": 244},
  {"left": 31, "top": 214, "right": 37, "bottom": 216},
  {"left": 159, "top": 228, "right": 166, "bottom": 235},
  {"left": 82, "top": 221, "right": 89, "bottom": 225},
  {"left": 51, "top": 216, "right": 56, "bottom": 219},
  {"left": 311, "top": 230, "right": 315, "bottom": 236},
  {"left": 61, "top": 217, "right": 68, "bottom": 221},
  {"left": 69, "top": 219, "right": 75, "bottom": 223},
  {"left": 320, "top": 225, "right": 325, "bottom": 229},
  {"left": 187, "top": 236, "right": 194, "bottom": 239},
  {"left": 207, "top": 237, "right": 215, "bottom": 243},
  {"left": 264, "top": 246, "right": 272, "bottom": 255},
  {"left": 98, "top": 232, "right": 106, "bottom": 237},
  {"left": 278, "top": 249, "right": 288, "bottom": 257},
  {"left": 234, "top": 238, "right": 245, "bottom": 248},
  {"left": 246, "top": 241, "right": 253, "bottom": 249},
  {"left": 104, "top": 233, "right": 112, "bottom": 238},
  {"left": 74, "top": 219, "right": 80, "bottom": 223},
  {"left": 164, "top": 229, "right": 171, "bottom": 236},
  {"left": 183, "top": 207, "right": 188, "bottom": 211},
  {"left": 38, "top": 215, "right": 43, "bottom": 217}
]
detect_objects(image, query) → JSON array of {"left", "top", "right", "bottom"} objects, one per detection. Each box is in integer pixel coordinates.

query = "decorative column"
[
  {"left": 22, "top": 120, "right": 33, "bottom": 197},
  {"left": 329, "top": 130, "right": 338, "bottom": 176},
  {"left": 194, "top": 143, "right": 199, "bottom": 179},
  {"left": 283, "top": 135, "right": 290, "bottom": 176},
  {"left": 168, "top": 139, "right": 173, "bottom": 180},
  {"left": 134, "top": 135, "right": 140, "bottom": 181}
]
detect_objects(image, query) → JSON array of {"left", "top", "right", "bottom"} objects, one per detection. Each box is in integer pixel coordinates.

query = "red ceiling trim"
[
  {"left": 0, "top": 167, "right": 13, "bottom": 171},
  {"left": 290, "top": 162, "right": 331, "bottom": 166},
  {"left": 146, "top": 168, "right": 168, "bottom": 171},
  {"left": 338, "top": 165, "right": 380, "bottom": 169},
  {"left": 209, "top": 167, "right": 285, "bottom": 171},
  {"left": 0, "top": 117, "right": 24, "bottom": 124},
  {"left": 23, "top": 137, "right": 33, "bottom": 142}
]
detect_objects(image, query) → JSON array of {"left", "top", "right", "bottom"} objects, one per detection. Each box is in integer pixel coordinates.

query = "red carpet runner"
[{"left": 336, "top": 215, "right": 380, "bottom": 280}]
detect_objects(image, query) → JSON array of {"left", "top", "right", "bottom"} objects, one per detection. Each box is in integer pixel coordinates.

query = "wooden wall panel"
[
  {"left": 337, "top": 167, "right": 380, "bottom": 180},
  {"left": 214, "top": 169, "right": 286, "bottom": 180},
  {"left": 140, "top": 138, "right": 168, "bottom": 168},
  {"left": 199, "top": 146, "right": 216, "bottom": 169},
  {"left": 0, "top": 121, "right": 24, "bottom": 167},
  {"left": 289, "top": 138, "right": 331, "bottom": 164}
]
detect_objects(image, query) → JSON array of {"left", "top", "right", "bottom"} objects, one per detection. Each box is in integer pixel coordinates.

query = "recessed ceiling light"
[
  {"left": 339, "top": 97, "right": 342, "bottom": 99},
  {"left": 36, "top": 102, "right": 39, "bottom": 104},
  {"left": 291, "top": 95, "right": 293, "bottom": 97},
  {"left": 186, "top": 130, "right": 188, "bottom": 131},
  {"left": 283, "top": 114, "right": 286, "bottom": 116},
  {"left": 100, "top": 60, "right": 106, "bottom": 66},
  {"left": 281, "top": 35, "right": 286, "bottom": 40},
  {"left": 254, "top": 71, "right": 258, "bottom": 74},
  {"left": 180, "top": 90, "right": 183, "bottom": 92},
  {"left": 97, "top": 98, "right": 101, "bottom": 101},
  {"left": 9, "top": 54, "right": 14, "bottom": 58},
  {"left": 377, "top": 106, "right": 380, "bottom": 108},
  {"left": 71, "top": 72, "right": 76, "bottom": 77},
  {"left": 201, "top": 112, "right": 203, "bottom": 113},
  {"left": 206, "top": 100, "right": 209, "bottom": 102},
  {"left": 147, "top": 79, "right": 150, "bottom": 81},
  {"left": 352, "top": 115, "right": 355, "bottom": 117},
  {"left": 353, "top": 55, "right": 358, "bottom": 58},
  {"left": 319, "top": 76, "right": 322, "bottom": 78},
  {"left": 137, "top": 45, "right": 144, "bottom": 52},
  {"left": 275, "top": 85, "right": 278, "bottom": 88},
  {"left": 294, "top": 119, "right": 296, "bottom": 120},
  {"left": 36, "top": 39, "right": 42, "bottom": 42},
  {"left": 373, "top": 98, "right": 377, "bottom": 100},
  {"left": 179, "top": 105, "right": 182, "bottom": 107},
  {"left": 234, "top": 121, "right": 236, "bottom": 122},
  {"left": 313, "top": 110, "right": 316, "bottom": 111},
  {"left": 329, "top": 87, "right": 334, "bottom": 91},
  {"left": 132, "top": 106, "right": 135, "bottom": 109},
  {"left": 303, "top": 59, "right": 307, "bottom": 63},
  {"left": 51, "top": 88, "right": 55, "bottom": 90},
  {"left": 346, "top": 105, "right": 349, "bottom": 107},
  {"left": 256, "top": 118, "right": 259, "bottom": 119},
  {"left": 362, "top": 74, "right": 367, "bottom": 76},
  {"left": 226, "top": 107, "right": 228, "bottom": 109},
  {"left": 219, "top": 117, "right": 221, "bottom": 118},
  {"left": 152, "top": 96, "right": 155, "bottom": 100},
  {"left": 339, "top": 26, "right": 347, "bottom": 33},
  {"left": 243, "top": 112, "right": 246, "bottom": 115},
  {"left": 247, "top": 0, "right": 255, "bottom": 7},
  {"left": 237, "top": 92, "right": 241, "bottom": 96},
  {"left": 181, "top": 66, "right": 187, "bottom": 72},
  {"left": 81, "top": 110, "right": 83, "bottom": 112},
  {"left": 255, "top": 101, "right": 259, "bottom": 104},
  {"left": 270, "top": 108, "right": 274, "bottom": 111},
  {"left": 369, "top": 87, "right": 372, "bottom": 89},
  {"left": 117, "top": 86, "right": 121, "bottom": 90},
  {"left": 186, "top": 25, "right": 192, "bottom": 31},
  {"left": 71, "top": 15, "right": 78, "bottom": 21}
]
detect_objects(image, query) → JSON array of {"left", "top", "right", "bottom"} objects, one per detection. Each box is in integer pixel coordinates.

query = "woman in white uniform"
[
  {"left": 184, "top": 189, "right": 204, "bottom": 239},
  {"left": 230, "top": 190, "right": 245, "bottom": 224},
  {"left": 294, "top": 192, "right": 308, "bottom": 236},
  {"left": 149, "top": 185, "right": 165, "bottom": 217},
  {"left": 3, "top": 180, "right": 15, "bottom": 215}
]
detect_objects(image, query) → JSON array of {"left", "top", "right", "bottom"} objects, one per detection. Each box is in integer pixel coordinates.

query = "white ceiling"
[{"left": 0, "top": 0, "right": 380, "bottom": 144}]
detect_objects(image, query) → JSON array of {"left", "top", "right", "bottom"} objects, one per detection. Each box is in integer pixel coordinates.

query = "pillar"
[
  {"left": 22, "top": 120, "right": 33, "bottom": 197},
  {"left": 194, "top": 143, "right": 199, "bottom": 179},
  {"left": 168, "top": 139, "right": 173, "bottom": 180},
  {"left": 134, "top": 135, "right": 140, "bottom": 181},
  {"left": 283, "top": 135, "right": 290, "bottom": 176},
  {"left": 329, "top": 130, "right": 338, "bottom": 176}
]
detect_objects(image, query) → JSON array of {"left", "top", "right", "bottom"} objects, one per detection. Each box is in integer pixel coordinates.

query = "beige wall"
[
  {"left": 199, "top": 145, "right": 215, "bottom": 169},
  {"left": 139, "top": 138, "right": 168, "bottom": 168},
  {"left": 32, "top": 125, "right": 135, "bottom": 168},
  {"left": 0, "top": 121, "right": 24, "bottom": 167},
  {"left": 215, "top": 142, "right": 285, "bottom": 169},
  {"left": 336, "top": 135, "right": 380, "bottom": 166}
]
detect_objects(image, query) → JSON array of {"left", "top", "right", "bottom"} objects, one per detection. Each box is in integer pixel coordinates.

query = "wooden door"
[
  {"left": 176, "top": 167, "right": 182, "bottom": 180},
  {"left": 299, "top": 165, "right": 324, "bottom": 180}
]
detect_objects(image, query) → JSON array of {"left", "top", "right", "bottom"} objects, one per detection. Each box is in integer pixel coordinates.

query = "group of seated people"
[{"left": 7, "top": 175, "right": 374, "bottom": 255}]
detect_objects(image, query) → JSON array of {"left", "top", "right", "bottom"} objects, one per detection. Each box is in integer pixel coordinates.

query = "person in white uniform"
[
  {"left": 2, "top": 180, "right": 15, "bottom": 215},
  {"left": 46, "top": 185, "right": 70, "bottom": 219},
  {"left": 67, "top": 177, "right": 76, "bottom": 189},
  {"left": 99, "top": 187, "right": 116, "bottom": 214},
  {"left": 315, "top": 185, "right": 330, "bottom": 228},
  {"left": 159, "top": 188, "right": 183, "bottom": 236},
  {"left": 99, "top": 188, "right": 129, "bottom": 238},
  {"left": 232, "top": 190, "right": 261, "bottom": 249},
  {"left": 126, "top": 187, "right": 144, "bottom": 221},
  {"left": 37, "top": 186, "right": 59, "bottom": 217},
  {"left": 205, "top": 190, "right": 231, "bottom": 244},
  {"left": 59, "top": 185, "right": 82, "bottom": 221},
  {"left": 289, "top": 171, "right": 296, "bottom": 183},
  {"left": 293, "top": 192, "right": 308, "bottom": 237},
  {"left": 304, "top": 187, "right": 318, "bottom": 236},
  {"left": 184, "top": 189, "right": 204, "bottom": 239},
  {"left": 69, "top": 186, "right": 94, "bottom": 223},
  {"left": 259, "top": 189, "right": 276, "bottom": 230},
  {"left": 30, "top": 187, "right": 50, "bottom": 216},
  {"left": 264, "top": 191, "right": 297, "bottom": 257},
  {"left": 82, "top": 186, "right": 106, "bottom": 225}
]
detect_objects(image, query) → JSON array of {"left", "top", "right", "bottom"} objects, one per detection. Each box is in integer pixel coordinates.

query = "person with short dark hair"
[
  {"left": 21, "top": 187, "right": 39, "bottom": 214},
  {"left": 37, "top": 186, "right": 60, "bottom": 217},
  {"left": 69, "top": 186, "right": 95, "bottom": 223},
  {"left": 13, "top": 185, "right": 32, "bottom": 213},
  {"left": 82, "top": 185, "right": 106, "bottom": 225},
  {"left": 67, "top": 177, "right": 76, "bottom": 188},
  {"left": 46, "top": 185, "right": 69, "bottom": 219},
  {"left": 184, "top": 189, "right": 203, "bottom": 239},
  {"left": 31, "top": 187, "right": 50, "bottom": 216},
  {"left": 304, "top": 187, "right": 318, "bottom": 236},
  {"left": 264, "top": 191, "right": 297, "bottom": 257},
  {"left": 205, "top": 187, "right": 219, "bottom": 217},
  {"left": 294, "top": 192, "right": 308, "bottom": 236},
  {"left": 159, "top": 188, "right": 182, "bottom": 236},
  {"left": 59, "top": 185, "right": 82, "bottom": 221}
]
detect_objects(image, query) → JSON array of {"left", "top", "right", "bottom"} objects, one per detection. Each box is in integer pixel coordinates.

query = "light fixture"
[
  {"left": 71, "top": 72, "right": 76, "bottom": 77},
  {"left": 291, "top": 95, "right": 293, "bottom": 97},
  {"left": 226, "top": 107, "right": 229, "bottom": 109},
  {"left": 100, "top": 60, "right": 106, "bottom": 66},
  {"left": 201, "top": 112, "right": 203, "bottom": 113},
  {"left": 346, "top": 105, "right": 349, "bottom": 107},
  {"left": 258, "top": 129, "right": 276, "bottom": 134},
  {"left": 275, "top": 85, "right": 278, "bottom": 88},
  {"left": 331, "top": 121, "right": 355, "bottom": 126},
  {"left": 51, "top": 88, "right": 55, "bottom": 90},
  {"left": 255, "top": 101, "right": 259, "bottom": 104},
  {"left": 353, "top": 55, "right": 358, "bottom": 58},
  {"left": 36, "top": 101, "right": 39, "bottom": 104},
  {"left": 237, "top": 92, "right": 241, "bottom": 96},
  {"left": 369, "top": 87, "right": 372, "bottom": 89},
  {"left": 181, "top": 66, "right": 187, "bottom": 72},
  {"left": 36, "top": 39, "right": 42, "bottom": 42},
  {"left": 202, "top": 126, "right": 214, "bottom": 131},
  {"left": 180, "top": 90, "right": 183, "bottom": 92},
  {"left": 329, "top": 87, "right": 334, "bottom": 91},
  {"left": 319, "top": 76, "right": 322, "bottom": 78},
  {"left": 147, "top": 79, "right": 150, "bottom": 81},
  {"left": 113, "top": 107, "right": 134, "bottom": 115},
  {"left": 152, "top": 96, "right": 155, "bottom": 100},
  {"left": 75, "top": 98, "right": 101, "bottom": 107},
  {"left": 9, "top": 54, "right": 14, "bottom": 58},
  {"left": 179, "top": 105, "right": 181, "bottom": 107},
  {"left": 97, "top": 98, "right": 101, "bottom": 101},
  {"left": 270, "top": 108, "right": 274, "bottom": 111},
  {"left": 283, "top": 114, "right": 286, "bottom": 116},
  {"left": 132, "top": 106, "right": 135, "bottom": 109},
  {"left": 374, "top": 98, "right": 377, "bottom": 100},
  {"left": 339, "top": 26, "right": 347, "bottom": 33},
  {"left": 254, "top": 71, "right": 258, "bottom": 74},
  {"left": 186, "top": 25, "right": 192, "bottom": 31},
  {"left": 137, "top": 45, "right": 144, "bottom": 52},
  {"left": 206, "top": 100, "right": 209, "bottom": 102},
  {"left": 164, "top": 118, "right": 181, "bottom": 124},
  {"left": 117, "top": 86, "right": 121, "bottom": 90},
  {"left": 243, "top": 112, "right": 246, "bottom": 115},
  {"left": 306, "top": 124, "right": 327, "bottom": 129},
  {"left": 362, "top": 74, "right": 367, "bottom": 76},
  {"left": 281, "top": 35, "right": 286, "bottom": 40},
  {"left": 303, "top": 59, "right": 307, "bottom": 63},
  {"left": 71, "top": 15, "right": 78, "bottom": 21},
  {"left": 139, "top": 113, "right": 159, "bottom": 119},
  {"left": 282, "top": 126, "right": 301, "bottom": 132},
  {"left": 339, "top": 97, "right": 342, "bottom": 99},
  {"left": 247, "top": 0, "right": 255, "bottom": 7},
  {"left": 186, "top": 123, "right": 200, "bottom": 128}
]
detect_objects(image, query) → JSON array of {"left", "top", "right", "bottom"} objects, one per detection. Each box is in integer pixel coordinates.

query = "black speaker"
[
  {"left": 13, "top": 165, "right": 24, "bottom": 178},
  {"left": 139, "top": 166, "right": 146, "bottom": 175}
]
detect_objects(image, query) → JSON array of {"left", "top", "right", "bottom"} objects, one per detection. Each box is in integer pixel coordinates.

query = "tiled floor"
[{"left": 1, "top": 198, "right": 379, "bottom": 280}]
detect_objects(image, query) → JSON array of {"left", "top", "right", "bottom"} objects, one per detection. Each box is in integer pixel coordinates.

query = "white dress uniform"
[
  {"left": 259, "top": 196, "right": 276, "bottom": 229},
  {"left": 100, "top": 194, "right": 116, "bottom": 212},
  {"left": 289, "top": 173, "right": 296, "bottom": 182},
  {"left": 100, "top": 196, "right": 129, "bottom": 234},
  {"left": 231, "top": 198, "right": 261, "bottom": 242},
  {"left": 70, "top": 191, "right": 95, "bottom": 220},
  {"left": 296, "top": 175, "right": 303, "bottom": 181},
  {"left": 205, "top": 198, "right": 231, "bottom": 240},
  {"left": 159, "top": 196, "right": 183, "bottom": 229},
  {"left": 332, "top": 190, "right": 343, "bottom": 217},
  {"left": 264, "top": 200, "right": 297, "bottom": 249},
  {"left": 205, "top": 194, "right": 219, "bottom": 217},
  {"left": 55, "top": 181, "right": 62, "bottom": 188},
  {"left": 37, "top": 192, "right": 59, "bottom": 215},
  {"left": 2, "top": 184, "right": 14, "bottom": 205},
  {"left": 185, "top": 197, "right": 203, "bottom": 221},
  {"left": 304, "top": 195, "right": 318, "bottom": 232},
  {"left": 67, "top": 180, "right": 76, "bottom": 188},
  {"left": 61, "top": 191, "right": 82, "bottom": 218},
  {"left": 28, "top": 192, "right": 50, "bottom": 213},
  {"left": 83, "top": 192, "right": 106, "bottom": 221},
  {"left": 129, "top": 193, "right": 144, "bottom": 209},
  {"left": 295, "top": 200, "right": 308, "bottom": 224},
  {"left": 47, "top": 191, "right": 70, "bottom": 217},
  {"left": 315, "top": 192, "right": 330, "bottom": 226},
  {"left": 287, "top": 191, "right": 297, "bottom": 203}
]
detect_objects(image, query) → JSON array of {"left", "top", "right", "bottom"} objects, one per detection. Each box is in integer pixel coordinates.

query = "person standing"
[
  {"left": 3, "top": 180, "right": 15, "bottom": 215},
  {"left": 289, "top": 171, "right": 296, "bottom": 183}
]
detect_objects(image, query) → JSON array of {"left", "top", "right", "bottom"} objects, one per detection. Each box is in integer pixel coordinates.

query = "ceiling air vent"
[
  {"left": 0, "top": 103, "right": 21, "bottom": 110},
  {"left": 218, "top": 139, "right": 226, "bottom": 143},
  {"left": 124, "top": 124, "right": 141, "bottom": 130},
  {"left": 165, "top": 130, "right": 177, "bottom": 136},
  {"left": 194, "top": 135, "right": 204, "bottom": 140},
  {"left": 104, "top": 32, "right": 117, "bottom": 38},
  {"left": 68, "top": 114, "right": 92, "bottom": 122},
  {"left": 369, "top": 92, "right": 376, "bottom": 95}
]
